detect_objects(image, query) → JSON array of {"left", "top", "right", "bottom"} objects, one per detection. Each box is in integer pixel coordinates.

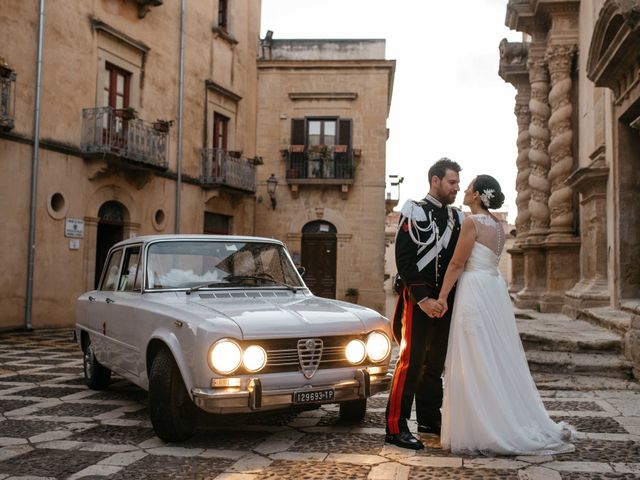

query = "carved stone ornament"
[
  {"left": 587, "top": 0, "right": 640, "bottom": 97},
  {"left": 133, "top": 0, "right": 163, "bottom": 19}
]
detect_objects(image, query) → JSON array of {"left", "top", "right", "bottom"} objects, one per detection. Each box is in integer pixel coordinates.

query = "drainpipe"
[
  {"left": 175, "top": 0, "right": 185, "bottom": 233},
  {"left": 25, "top": 0, "right": 46, "bottom": 331}
]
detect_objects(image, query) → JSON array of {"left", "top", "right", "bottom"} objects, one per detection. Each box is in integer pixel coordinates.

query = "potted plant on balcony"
[
  {"left": 228, "top": 150, "right": 242, "bottom": 158},
  {"left": 344, "top": 287, "right": 359, "bottom": 304},
  {"left": 121, "top": 107, "right": 138, "bottom": 120},
  {"left": 251, "top": 156, "right": 264, "bottom": 165},
  {"left": 152, "top": 119, "right": 173, "bottom": 133}
]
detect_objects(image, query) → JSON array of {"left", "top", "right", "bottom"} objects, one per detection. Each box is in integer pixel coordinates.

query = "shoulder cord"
[
  {"left": 405, "top": 207, "right": 455, "bottom": 280},
  {"left": 407, "top": 210, "right": 438, "bottom": 247}
]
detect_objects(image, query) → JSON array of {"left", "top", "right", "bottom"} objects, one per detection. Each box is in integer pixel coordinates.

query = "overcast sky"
[{"left": 260, "top": 0, "right": 523, "bottom": 220}]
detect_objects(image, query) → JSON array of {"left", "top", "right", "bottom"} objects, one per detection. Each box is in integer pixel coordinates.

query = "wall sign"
[{"left": 65, "top": 218, "right": 85, "bottom": 238}]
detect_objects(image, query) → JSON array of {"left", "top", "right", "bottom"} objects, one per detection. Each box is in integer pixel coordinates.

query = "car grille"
[{"left": 238, "top": 335, "right": 357, "bottom": 375}]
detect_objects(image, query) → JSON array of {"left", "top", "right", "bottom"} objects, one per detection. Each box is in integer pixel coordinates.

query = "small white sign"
[
  {"left": 69, "top": 239, "right": 80, "bottom": 250},
  {"left": 65, "top": 218, "right": 84, "bottom": 238},
  {"left": 319, "top": 224, "right": 330, "bottom": 232}
]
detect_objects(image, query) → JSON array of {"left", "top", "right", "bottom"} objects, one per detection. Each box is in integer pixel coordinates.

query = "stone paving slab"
[{"left": 0, "top": 329, "right": 639, "bottom": 480}]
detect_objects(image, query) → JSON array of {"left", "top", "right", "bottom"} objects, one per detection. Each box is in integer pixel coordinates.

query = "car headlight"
[
  {"left": 209, "top": 339, "right": 242, "bottom": 374},
  {"left": 242, "top": 345, "right": 267, "bottom": 372},
  {"left": 366, "top": 331, "right": 391, "bottom": 362},
  {"left": 345, "top": 339, "right": 366, "bottom": 364}
]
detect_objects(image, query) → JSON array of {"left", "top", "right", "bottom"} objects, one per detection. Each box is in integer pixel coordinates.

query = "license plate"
[{"left": 293, "top": 388, "right": 335, "bottom": 404}]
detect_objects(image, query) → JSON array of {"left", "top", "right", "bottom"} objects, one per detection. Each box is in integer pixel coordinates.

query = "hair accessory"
[{"left": 480, "top": 189, "right": 495, "bottom": 208}]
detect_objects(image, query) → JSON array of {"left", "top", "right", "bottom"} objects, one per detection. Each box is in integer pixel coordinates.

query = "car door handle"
[
  {"left": 105, "top": 297, "right": 115, "bottom": 304},
  {"left": 88, "top": 296, "right": 96, "bottom": 302}
]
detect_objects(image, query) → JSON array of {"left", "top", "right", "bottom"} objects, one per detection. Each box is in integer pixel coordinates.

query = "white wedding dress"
[{"left": 441, "top": 214, "right": 575, "bottom": 456}]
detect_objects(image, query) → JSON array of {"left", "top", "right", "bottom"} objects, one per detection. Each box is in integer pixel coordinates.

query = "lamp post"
[{"left": 266, "top": 173, "right": 278, "bottom": 210}]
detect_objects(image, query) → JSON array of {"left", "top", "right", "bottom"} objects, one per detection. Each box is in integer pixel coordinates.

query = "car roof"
[{"left": 109, "top": 234, "right": 285, "bottom": 249}]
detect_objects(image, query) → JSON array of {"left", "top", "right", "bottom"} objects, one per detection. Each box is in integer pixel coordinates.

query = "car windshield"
[{"left": 145, "top": 240, "right": 304, "bottom": 290}]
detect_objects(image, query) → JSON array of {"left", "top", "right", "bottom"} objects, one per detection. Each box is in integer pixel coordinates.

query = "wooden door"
[{"left": 301, "top": 221, "right": 337, "bottom": 298}]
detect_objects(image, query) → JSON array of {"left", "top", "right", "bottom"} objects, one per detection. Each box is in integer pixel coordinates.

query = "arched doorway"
[
  {"left": 95, "top": 201, "right": 127, "bottom": 288},
  {"left": 301, "top": 220, "right": 337, "bottom": 298}
]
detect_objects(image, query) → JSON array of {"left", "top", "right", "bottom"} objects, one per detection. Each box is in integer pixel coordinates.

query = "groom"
[{"left": 385, "top": 158, "right": 463, "bottom": 449}]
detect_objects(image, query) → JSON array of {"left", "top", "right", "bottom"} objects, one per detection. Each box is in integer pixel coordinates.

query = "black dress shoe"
[
  {"left": 384, "top": 432, "right": 424, "bottom": 450},
  {"left": 417, "top": 423, "right": 441, "bottom": 435}
]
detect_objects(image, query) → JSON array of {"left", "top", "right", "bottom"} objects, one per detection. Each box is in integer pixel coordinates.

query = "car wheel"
[
  {"left": 83, "top": 340, "right": 111, "bottom": 390},
  {"left": 148, "top": 348, "right": 197, "bottom": 442},
  {"left": 339, "top": 398, "right": 367, "bottom": 422}
]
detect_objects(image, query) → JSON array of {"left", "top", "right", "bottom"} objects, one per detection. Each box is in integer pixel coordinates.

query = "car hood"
[{"left": 188, "top": 293, "right": 369, "bottom": 339}]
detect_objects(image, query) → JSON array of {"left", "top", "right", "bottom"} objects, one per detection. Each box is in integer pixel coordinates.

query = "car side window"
[
  {"left": 100, "top": 249, "right": 123, "bottom": 291},
  {"left": 118, "top": 246, "right": 142, "bottom": 292}
]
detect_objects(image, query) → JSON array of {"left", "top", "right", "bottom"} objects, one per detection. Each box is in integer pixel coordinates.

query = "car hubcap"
[{"left": 84, "top": 346, "right": 94, "bottom": 379}]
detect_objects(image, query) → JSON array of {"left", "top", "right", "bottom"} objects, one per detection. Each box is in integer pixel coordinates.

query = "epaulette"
[{"left": 400, "top": 199, "right": 427, "bottom": 222}]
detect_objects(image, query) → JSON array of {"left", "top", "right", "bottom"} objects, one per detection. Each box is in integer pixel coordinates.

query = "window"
[
  {"left": 217, "top": 0, "right": 228, "bottom": 31},
  {"left": 100, "top": 249, "right": 123, "bottom": 291},
  {"left": 307, "top": 119, "right": 336, "bottom": 147},
  {"left": 289, "top": 117, "right": 353, "bottom": 179},
  {"left": 213, "top": 112, "right": 229, "bottom": 150},
  {"left": 204, "top": 212, "right": 232, "bottom": 234},
  {"left": 290, "top": 117, "right": 352, "bottom": 148},
  {"left": 104, "top": 62, "right": 131, "bottom": 110},
  {"left": 117, "top": 246, "right": 142, "bottom": 292}
]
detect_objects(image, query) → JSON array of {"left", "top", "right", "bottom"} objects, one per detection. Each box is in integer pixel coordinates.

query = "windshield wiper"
[
  {"left": 223, "top": 274, "right": 301, "bottom": 292},
  {"left": 186, "top": 281, "right": 227, "bottom": 294}
]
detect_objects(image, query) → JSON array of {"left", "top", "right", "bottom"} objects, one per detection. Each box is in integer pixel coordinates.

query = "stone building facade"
[
  {"left": 255, "top": 39, "right": 395, "bottom": 313},
  {"left": 0, "top": 0, "right": 394, "bottom": 329},
  {"left": 499, "top": 0, "right": 640, "bottom": 377}
]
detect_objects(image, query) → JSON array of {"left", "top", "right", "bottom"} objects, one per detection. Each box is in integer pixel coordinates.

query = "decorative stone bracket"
[{"left": 133, "top": 0, "right": 163, "bottom": 19}]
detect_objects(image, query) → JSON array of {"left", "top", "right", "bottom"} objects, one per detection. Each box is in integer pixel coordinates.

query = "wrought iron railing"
[
  {"left": 80, "top": 106, "right": 169, "bottom": 168},
  {"left": 0, "top": 71, "right": 16, "bottom": 130},
  {"left": 201, "top": 148, "right": 256, "bottom": 193},
  {"left": 285, "top": 145, "right": 354, "bottom": 180}
]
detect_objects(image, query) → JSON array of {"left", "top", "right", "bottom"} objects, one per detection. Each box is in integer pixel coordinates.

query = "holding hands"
[
  {"left": 418, "top": 297, "right": 449, "bottom": 318},
  {"left": 433, "top": 297, "right": 449, "bottom": 318}
]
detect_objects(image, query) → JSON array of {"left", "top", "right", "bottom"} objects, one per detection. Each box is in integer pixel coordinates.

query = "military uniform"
[{"left": 386, "top": 194, "right": 464, "bottom": 435}]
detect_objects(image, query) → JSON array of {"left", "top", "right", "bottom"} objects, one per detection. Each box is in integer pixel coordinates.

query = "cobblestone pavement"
[{"left": 1, "top": 330, "right": 640, "bottom": 479}]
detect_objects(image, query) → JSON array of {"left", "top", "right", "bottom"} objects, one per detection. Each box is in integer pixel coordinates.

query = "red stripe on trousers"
[{"left": 386, "top": 289, "right": 414, "bottom": 434}]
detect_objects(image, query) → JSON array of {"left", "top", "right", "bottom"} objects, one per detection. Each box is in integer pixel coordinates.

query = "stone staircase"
[{"left": 515, "top": 309, "right": 638, "bottom": 390}]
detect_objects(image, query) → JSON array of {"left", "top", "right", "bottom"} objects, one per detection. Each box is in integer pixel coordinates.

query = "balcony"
[
  {"left": 284, "top": 145, "right": 355, "bottom": 183},
  {"left": 201, "top": 148, "right": 256, "bottom": 193},
  {"left": 0, "top": 69, "right": 16, "bottom": 131},
  {"left": 80, "top": 107, "right": 169, "bottom": 169}
]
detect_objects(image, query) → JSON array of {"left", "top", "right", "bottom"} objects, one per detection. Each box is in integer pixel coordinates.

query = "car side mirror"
[{"left": 297, "top": 266, "right": 306, "bottom": 277}]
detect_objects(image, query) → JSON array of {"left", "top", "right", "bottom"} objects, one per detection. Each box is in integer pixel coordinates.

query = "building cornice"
[
  {"left": 89, "top": 16, "right": 150, "bottom": 54},
  {"left": 257, "top": 59, "right": 396, "bottom": 71},
  {"left": 288, "top": 92, "right": 357, "bottom": 101},
  {"left": 205, "top": 80, "right": 242, "bottom": 102}
]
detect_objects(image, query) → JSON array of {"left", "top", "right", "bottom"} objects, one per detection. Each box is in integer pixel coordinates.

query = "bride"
[{"left": 434, "top": 174, "right": 575, "bottom": 456}]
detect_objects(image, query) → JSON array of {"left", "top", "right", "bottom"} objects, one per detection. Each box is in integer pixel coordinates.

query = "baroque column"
[
  {"left": 498, "top": 38, "right": 531, "bottom": 295},
  {"left": 526, "top": 57, "right": 551, "bottom": 237},
  {"left": 515, "top": 50, "right": 550, "bottom": 309},
  {"left": 546, "top": 45, "right": 577, "bottom": 235},
  {"left": 540, "top": 44, "right": 581, "bottom": 312}
]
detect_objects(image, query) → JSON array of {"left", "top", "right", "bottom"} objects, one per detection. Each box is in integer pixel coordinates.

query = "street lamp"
[{"left": 266, "top": 173, "right": 278, "bottom": 210}]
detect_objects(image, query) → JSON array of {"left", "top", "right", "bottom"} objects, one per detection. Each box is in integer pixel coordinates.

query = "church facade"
[{"left": 499, "top": 0, "right": 640, "bottom": 377}]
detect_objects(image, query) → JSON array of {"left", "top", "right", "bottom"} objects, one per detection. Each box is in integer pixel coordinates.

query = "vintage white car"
[{"left": 76, "top": 235, "right": 393, "bottom": 441}]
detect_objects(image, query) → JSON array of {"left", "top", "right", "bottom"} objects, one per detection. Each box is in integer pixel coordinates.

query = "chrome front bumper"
[{"left": 191, "top": 369, "right": 392, "bottom": 414}]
